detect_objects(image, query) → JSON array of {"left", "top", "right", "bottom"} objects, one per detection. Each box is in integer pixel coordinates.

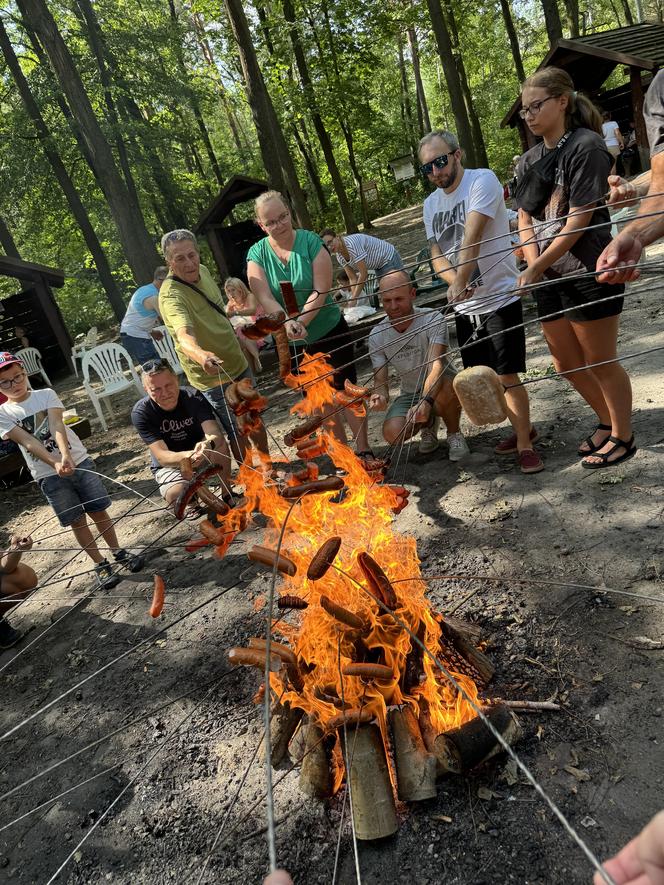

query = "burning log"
[
  {"left": 432, "top": 706, "right": 522, "bottom": 775},
  {"left": 307, "top": 537, "right": 342, "bottom": 581},
  {"left": 357, "top": 552, "right": 398, "bottom": 610},
  {"left": 264, "top": 701, "right": 304, "bottom": 768},
  {"left": 247, "top": 546, "right": 297, "bottom": 577},
  {"left": 440, "top": 618, "right": 495, "bottom": 685},
  {"left": 299, "top": 721, "right": 336, "bottom": 799},
  {"left": 319, "top": 595, "right": 367, "bottom": 632},
  {"left": 402, "top": 621, "right": 426, "bottom": 693},
  {"left": 389, "top": 706, "right": 437, "bottom": 802},
  {"left": 341, "top": 724, "right": 398, "bottom": 840}
]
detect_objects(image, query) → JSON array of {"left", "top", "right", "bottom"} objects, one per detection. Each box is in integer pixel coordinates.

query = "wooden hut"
[{"left": 501, "top": 22, "right": 664, "bottom": 169}]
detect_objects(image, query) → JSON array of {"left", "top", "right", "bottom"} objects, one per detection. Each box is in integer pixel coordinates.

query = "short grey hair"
[
  {"left": 418, "top": 129, "right": 460, "bottom": 158},
  {"left": 161, "top": 229, "right": 198, "bottom": 259},
  {"left": 153, "top": 266, "right": 168, "bottom": 282}
]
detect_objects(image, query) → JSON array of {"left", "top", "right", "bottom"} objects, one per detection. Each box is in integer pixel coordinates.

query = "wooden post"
[
  {"left": 389, "top": 706, "right": 437, "bottom": 801},
  {"left": 341, "top": 723, "right": 398, "bottom": 840},
  {"left": 299, "top": 720, "right": 336, "bottom": 799},
  {"left": 262, "top": 701, "right": 303, "bottom": 767},
  {"left": 432, "top": 706, "right": 522, "bottom": 774},
  {"left": 33, "top": 276, "right": 74, "bottom": 372},
  {"left": 205, "top": 228, "right": 230, "bottom": 280},
  {"left": 630, "top": 67, "right": 651, "bottom": 173}
]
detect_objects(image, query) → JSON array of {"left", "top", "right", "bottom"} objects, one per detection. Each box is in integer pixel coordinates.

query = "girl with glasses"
[{"left": 516, "top": 67, "right": 635, "bottom": 469}]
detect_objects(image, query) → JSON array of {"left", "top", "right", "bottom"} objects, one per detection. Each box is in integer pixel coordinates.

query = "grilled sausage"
[
  {"left": 184, "top": 537, "right": 211, "bottom": 553},
  {"left": 179, "top": 457, "right": 193, "bottom": 480},
  {"left": 279, "top": 280, "right": 300, "bottom": 317},
  {"left": 150, "top": 575, "right": 165, "bottom": 618},
  {"left": 307, "top": 537, "right": 342, "bottom": 581},
  {"left": 294, "top": 442, "right": 326, "bottom": 460},
  {"left": 342, "top": 663, "right": 394, "bottom": 680},
  {"left": 247, "top": 638, "right": 297, "bottom": 665},
  {"left": 357, "top": 551, "right": 398, "bottom": 610},
  {"left": 290, "top": 414, "right": 326, "bottom": 442},
  {"left": 344, "top": 379, "right": 370, "bottom": 398},
  {"left": 227, "top": 647, "right": 281, "bottom": 671},
  {"left": 224, "top": 381, "right": 241, "bottom": 408},
  {"left": 273, "top": 327, "right": 291, "bottom": 379},
  {"left": 213, "top": 531, "right": 237, "bottom": 559},
  {"left": 198, "top": 519, "right": 227, "bottom": 544},
  {"left": 327, "top": 709, "right": 374, "bottom": 731},
  {"left": 319, "top": 595, "right": 366, "bottom": 631},
  {"left": 247, "top": 545, "right": 297, "bottom": 577},
  {"left": 277, "top": 594, "right": 309, "bottom": 609},
  {"left": 195, "top": 486, "right": 230, "bottom": 517},
  {"left": 236, "top": 377, "right": 260, "bottom": 401},
  {"left": 281, "top": 476, "right": 344, "bottom": 499}
]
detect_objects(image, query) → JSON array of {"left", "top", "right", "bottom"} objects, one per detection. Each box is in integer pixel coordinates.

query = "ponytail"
[{"left": 522, "top": 67, "right": 602, "bottom": 135}]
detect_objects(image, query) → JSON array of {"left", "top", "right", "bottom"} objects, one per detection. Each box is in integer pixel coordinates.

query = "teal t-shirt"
[{"left": 246, "top": 229, "right": 340, "bottom": 344}]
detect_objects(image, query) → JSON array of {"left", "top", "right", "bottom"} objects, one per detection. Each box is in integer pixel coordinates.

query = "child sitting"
[
  {"left": 0, "top": 533, "right": 36, "bottom": 649},
  {"left": 0, "top": 352, "right": 143, "bottom": 590}
]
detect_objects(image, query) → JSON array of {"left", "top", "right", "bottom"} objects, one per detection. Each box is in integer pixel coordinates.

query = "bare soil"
[{"left": 0, "top": 207, "right": 663, "bottom": 885}]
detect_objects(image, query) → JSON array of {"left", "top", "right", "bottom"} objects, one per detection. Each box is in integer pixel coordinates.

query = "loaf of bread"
[{"left": 453, "top": 365, "right": 508, "bottom": 426}]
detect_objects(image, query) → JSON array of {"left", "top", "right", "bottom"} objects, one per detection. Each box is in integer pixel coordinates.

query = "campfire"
[{"left": 184, "top": 354, "right": 521, "bottom": 839}]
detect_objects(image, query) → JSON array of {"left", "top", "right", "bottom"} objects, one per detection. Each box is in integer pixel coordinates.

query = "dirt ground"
[{"left": 0, "top": 206, "right": 663, "bottom": 885}]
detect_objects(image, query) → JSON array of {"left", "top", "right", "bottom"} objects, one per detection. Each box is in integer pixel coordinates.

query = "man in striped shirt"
[{"left": 321, "top": 229, "right": 404, "bottom": 307}]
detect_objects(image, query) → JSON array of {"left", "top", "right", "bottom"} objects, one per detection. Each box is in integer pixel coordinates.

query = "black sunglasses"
[
  {"left": 140, "top": 358, "right": 172, "bottom": 374},
  {"left": 419, "top": 152, "right": 455, "bottom": 176}
]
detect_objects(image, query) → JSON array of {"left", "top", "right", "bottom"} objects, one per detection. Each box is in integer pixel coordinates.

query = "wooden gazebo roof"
[
  {"left": 194, "top": 175, "right": 268, "bottom": 234},
  {"left": 501, "top": 22, "right": 664, "bottom": 129}
]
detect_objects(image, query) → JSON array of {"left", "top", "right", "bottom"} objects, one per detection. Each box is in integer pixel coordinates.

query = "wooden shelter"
[
  {"left": 195, "top": 175, "right": 268, "bottom": 282},
  {"left": 501, "top": 22, "right": 664, "bottom": 167},
  {"left": 0, "top": 255, "right": 72, "bottom": 375}
]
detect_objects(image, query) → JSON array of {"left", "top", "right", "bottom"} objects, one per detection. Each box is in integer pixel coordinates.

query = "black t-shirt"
[
  {"left": 517, "top": 128, "right": 613, "bottom": 277},
  {"left": 131, "top": 388, "right": 215, "bottom": 471},
  {"left": 644, "top": 70, "right": 664, "bottom": 158}
]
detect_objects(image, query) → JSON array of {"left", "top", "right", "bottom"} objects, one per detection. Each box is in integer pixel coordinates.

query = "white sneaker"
[
  {"left": 447, "top": 432, "right": 470, "bottom": 461},
  {"left": 419, "top": 417, "right": 440, "bottom": 454}
]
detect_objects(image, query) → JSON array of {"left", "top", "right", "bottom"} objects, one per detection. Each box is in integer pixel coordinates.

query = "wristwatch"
[{"left": 423, "top": 395, "right": 435, "bottom": 407}]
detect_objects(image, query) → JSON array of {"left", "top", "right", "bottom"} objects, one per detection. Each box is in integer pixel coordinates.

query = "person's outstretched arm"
[{"left": 593, "top": 810, "right": 664, "bottom": 885}]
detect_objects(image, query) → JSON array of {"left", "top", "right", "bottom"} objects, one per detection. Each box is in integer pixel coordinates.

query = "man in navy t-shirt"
[{"left": 131, "top": 359, "right": 232, "bottom": 505}]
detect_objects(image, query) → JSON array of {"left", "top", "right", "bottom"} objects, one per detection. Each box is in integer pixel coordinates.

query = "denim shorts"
[
  {"left": 38, "top": 457, "right": 112, "bottom": 527},
  {"left": 120, "top": 333, "right": 159, "bottom": 364},
  {"left": 375, "top": 251, "right": 405, "bottom": 278}
]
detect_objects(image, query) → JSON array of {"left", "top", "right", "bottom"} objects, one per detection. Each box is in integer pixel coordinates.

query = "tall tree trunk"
[
  {"left": 167, "top": 0, "right": 224, "bottom": 187},
  {"left": 499, "top": 0, "right": 526, "bottom": 84},
  {"left": 424, "top": 0, "right": 477, "bottom": 166},
  {"left": 445, "top": 0, "right": 488, "bottom": 167},
  {"left": 0, "top": 214, "right": 20, "bottom": 258},
  {"left": 407, "top": 26, "right": 431, "bottom": 135},
  {"left": 73, "top": 0, "right": 141, "bottom": 210},
  {"left": 541, "top": 0, "right": 563, "bottom": 46},
  {"left": 0, "top": 17, "right": 126, "bottom": 317},
  {"left": 398, "top": 35, "right": 418, "bottom": 158},
  {"left": 561, "top": 0, "right": 580, "bottom": 36},
  {"left": 281, "top": 0, "right": 356, "bottom": 231},
  {"left": 620, "top": 0, "right": 635, "bottom": 24},
  {"left": 222, "top": 0, "right": 311, "bottom": 227},
  {"left": 291, "top": 122, "right": 327, "bottom": 210},
  {"left": 16, "top": 0, "right": 159, "bottom": 283}
]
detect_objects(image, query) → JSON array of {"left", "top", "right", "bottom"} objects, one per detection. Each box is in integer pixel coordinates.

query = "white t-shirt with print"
[
  {"left": 423, "top": 168, "right": 519, "bottom": 316},
  {"left": 602, "top": 121, "right": 621, "bottom": 148},
  {"left": 0, "top": 388, "right": 89, "bottom": 480},
  {"left": 368, "top": 307, "right": 450, "bottom": 394}
]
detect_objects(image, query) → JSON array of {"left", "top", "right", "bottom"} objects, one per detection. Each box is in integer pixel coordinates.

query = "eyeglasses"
[
  {"left": 262, "top": 211, "right": 290, "bottom": 230},
  {"left": 0, "top": 371, "right": 26, "bottom": 390},
  {"left": 419, "top": 152, "right": 456, "bottom": 176},
  {"left": 519, "top": 96, "right": 555, "bottom": 119},
  {"left": 140, "top": 358, "right": 172, "bottom": 375}
]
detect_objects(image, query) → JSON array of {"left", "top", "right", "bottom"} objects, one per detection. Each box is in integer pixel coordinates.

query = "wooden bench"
[{"left": 0, "top": 417, "right": 92, "bottom": 486}]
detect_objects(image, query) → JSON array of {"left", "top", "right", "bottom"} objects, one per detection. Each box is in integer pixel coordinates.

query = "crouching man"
[
  {"left": 131, "top": 358, "right": 232, "bottom": 507},
  {"left": 368, "top": 271, "right": 469, "bottom": 460}
]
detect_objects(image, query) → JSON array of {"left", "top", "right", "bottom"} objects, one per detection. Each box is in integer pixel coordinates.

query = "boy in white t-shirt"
[
  {"left": 0, "top": 352, "right": 143, "bottom": 590},
  {"left": 419, "top": 129, "right": 543, "bottom": 474},
  {"left": 368, "top": 271, "right": 468, "bottom": 459}
]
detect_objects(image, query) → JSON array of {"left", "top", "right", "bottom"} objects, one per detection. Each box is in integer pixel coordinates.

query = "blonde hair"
[
  {"left": 254, "top": 189, "right": 289, "bottom": 220},
  {"left": 224, "top": 277, "right": 251, "bottom": 302},
  {"left": 522, "top": 67, "right": 603, "bottom": 135}
]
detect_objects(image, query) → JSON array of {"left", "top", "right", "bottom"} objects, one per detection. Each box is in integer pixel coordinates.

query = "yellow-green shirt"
[{"left": 159, "top": 265, "right": 248, "bottom": 390}]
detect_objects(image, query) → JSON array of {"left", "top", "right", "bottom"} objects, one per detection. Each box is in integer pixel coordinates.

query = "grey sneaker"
[
  {"left": 114, "top": 548, "right": 144, "bottom": 572},
  {"left": 94, "top": 559, "right": 121, "bottom": 589},
  {"left": 419, "top": 417, "right": 440, "bottom": 454},
  {"left": 447, "top": 432, "right": 470, "bottom": 461},
  {"left": 0, "top": 617, "right": 22, "bottom": 650}
]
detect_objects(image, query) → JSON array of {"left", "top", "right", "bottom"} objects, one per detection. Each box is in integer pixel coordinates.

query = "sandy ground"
[{"left": 0, "top": 208, "right": 663, "bottom": 885}]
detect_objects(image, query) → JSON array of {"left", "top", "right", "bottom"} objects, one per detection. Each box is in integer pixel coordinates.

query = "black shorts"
[
  {"left": 535, "top": 277, "right": 625, "bottom": 323},
  {"left": 291, "top": 316, "right": 357, "bottom": 390},
  {"left": 455, "top": 299, "right": 526, "bottom": 376}
]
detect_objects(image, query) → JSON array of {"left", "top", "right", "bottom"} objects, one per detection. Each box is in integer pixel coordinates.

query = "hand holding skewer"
[{"left": 10, "top": 534, "right": 33, "bottom": 552}]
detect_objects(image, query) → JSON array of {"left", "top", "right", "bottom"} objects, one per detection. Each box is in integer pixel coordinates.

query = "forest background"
[{"left": 0, "top": 0, "right": 660, "bottom": 334}]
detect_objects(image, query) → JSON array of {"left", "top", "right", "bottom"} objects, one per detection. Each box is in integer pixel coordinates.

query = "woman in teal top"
[{"left": 246, "top": 190, "right": 371, "bottom": 455}]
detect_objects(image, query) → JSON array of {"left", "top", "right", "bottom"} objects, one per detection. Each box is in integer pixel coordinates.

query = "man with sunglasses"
[
  {"left": 419, "top": 130, "right": 542, "bottom": 474},
  {"left": 131, "top": 358, "right": 232, "bottom": 507}
]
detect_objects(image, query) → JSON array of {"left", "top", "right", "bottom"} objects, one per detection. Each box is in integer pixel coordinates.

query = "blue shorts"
[
  {"left": 375, "top": 251, "right": 405, "bottom": 278},
  {"left": 202, "top": 366, "right": 254, "bottom": 448},
  {"left": 38, "top": 457, "right": 112, "bottom": 527},
  {"left": 120, "top": 333, "right": 159, "bottom": 365}
]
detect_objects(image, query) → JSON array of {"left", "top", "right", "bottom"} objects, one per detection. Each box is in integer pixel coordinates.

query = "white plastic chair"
[
  {"left": 15, "top": 347, "right": 51, "bottom": 387},
  {"left": 71, "top": 327, "right": 98, "bottom": 377},
  {"left": 81, "top": 343, "right": 143, "bottom": 432},
  {"left": 152, "top": 326, "right": 184, "bottom": 374}
]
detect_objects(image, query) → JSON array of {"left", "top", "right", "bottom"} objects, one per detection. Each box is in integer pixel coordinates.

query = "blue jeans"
[
  {"left": 38, "top": 457, "right": 112, "bottom": 527},
  {"left": 120, "top": 333, "right": 159, "bottom": 365},
  {"left": 202, "top": 367, "right": 254, "bottom": 459}
]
